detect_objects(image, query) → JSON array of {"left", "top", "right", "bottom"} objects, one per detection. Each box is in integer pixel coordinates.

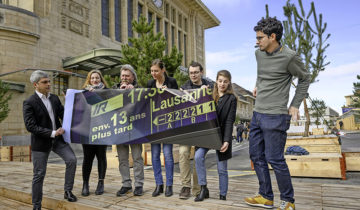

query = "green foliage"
[
  {"left": 120, "top": 16, "right": 183, "bottom": 87},
  {"left": 281, "top": 0, "right": 330, "bottom": 83},
  {"left": 173, "top": 68, "right": 188, "bottom": 87},
  {"left": 104, "top": 75, "right": 120, "bottom": 88},
  {"left": 162, "top": 46, "right": 182, "bottom": 77},
  {"left": 235, "top": 115, "right": 241, "bottom": 124},
  {"left": 162, "top": 46, "right": 188, "bottom": 86},
  {"left": 351, "top": 75, "right": 360, "bottom": 107},
  {"left": 308, "top": 98, "right": 326, "bottom": 127},
  {"left": 0, "top": 79, "right": 12, "bottom": 123}
]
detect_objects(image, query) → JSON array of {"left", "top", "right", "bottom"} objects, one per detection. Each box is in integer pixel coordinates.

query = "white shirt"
[{"left": 35, "top": 91, "right": 57, "bottom": 138}]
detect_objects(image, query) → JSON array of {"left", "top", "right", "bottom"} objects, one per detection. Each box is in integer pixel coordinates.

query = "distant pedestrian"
[
  {"left": 339, "top": 121, "right": 344, "bottom": 130},
  {"left": 243, "top": 122, "right": 249, "bottom": 140},
  {"left": 236, "top": 123, "right": 244, "bottom": 143}
]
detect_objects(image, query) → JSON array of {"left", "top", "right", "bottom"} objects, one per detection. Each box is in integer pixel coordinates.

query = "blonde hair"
[
  {"left": 212, "top": 70, "right": 234, "bottom": 104},
  {"left": 82, "top": 70, "right": 109, "bottom": 89}
]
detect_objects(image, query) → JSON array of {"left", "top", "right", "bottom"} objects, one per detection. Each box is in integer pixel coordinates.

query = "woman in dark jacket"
[
  {"left": 147, "top": 59, "right": 178, "bottom": 197},
  {"left": 194, "top": 70, "right": 237, "bottom": 202},
  {"left": 81, "top": 70, "right": 109, "bottom": 196}
]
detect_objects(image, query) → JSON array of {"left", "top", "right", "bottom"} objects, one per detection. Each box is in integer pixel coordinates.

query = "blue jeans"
[
  {"left": 151, "top": 143, "right": 173, "bottom": 186},
  {"left": 249, "top": 111, "right": 294, "bottom": 203},
  {"left": 195, "top": 147, "right": 228, "bottom": 196}
]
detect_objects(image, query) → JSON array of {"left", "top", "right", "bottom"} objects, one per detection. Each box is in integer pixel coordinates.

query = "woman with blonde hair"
[
  {"left": 194, "top": 70, "right": 237, "bottom": 202},
  {"left": 81, "top": 70, "right": 109, "bottom": 196}
]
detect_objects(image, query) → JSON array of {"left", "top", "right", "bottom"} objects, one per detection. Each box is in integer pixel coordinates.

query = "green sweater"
[{"left": 254, "top": 46, "right": 311, "bottom": 114}]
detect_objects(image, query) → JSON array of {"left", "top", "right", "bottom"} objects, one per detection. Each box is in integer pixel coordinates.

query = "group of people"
[
  {"left": 23, "top": 17, "right": 310, "bottom": 210},
  {"left": 235, "top": 122, "right": 249, "bottom": 143}
]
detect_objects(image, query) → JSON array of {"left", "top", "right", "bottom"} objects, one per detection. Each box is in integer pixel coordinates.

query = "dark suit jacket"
[
  {"left": 147, "top": 75, "right": 179, "bottom": 89},
  {"left": 23, "top": 93, "right": 65, "bottom": 152},
  {"left": 216, "top": 94, "right": 237, "bottom": 161}
]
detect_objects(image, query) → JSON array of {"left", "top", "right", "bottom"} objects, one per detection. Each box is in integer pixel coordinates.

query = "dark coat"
[
  {"left": 23, "top": 93, "right": 65, "bottom": 152},
  {"left": 147, "top": 75, "right": 178, "bottom": 89},
  {"left": 180, "top": 78, "right": 214, "bottom": 90},
  {"left": 216, "top": 94, "right": 237, "bottom": 161}
]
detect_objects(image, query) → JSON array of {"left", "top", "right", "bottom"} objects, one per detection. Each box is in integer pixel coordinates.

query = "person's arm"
[
  {"left": 288, "top": 55, "right": 311, "bottom": 120},
  {"left": 23, "top": 100, "right": 53, "bottom": 138}
]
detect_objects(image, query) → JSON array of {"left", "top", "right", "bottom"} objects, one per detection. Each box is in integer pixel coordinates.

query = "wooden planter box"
[
  {"left": 343, "top": 152, "right": 360, "bottom": 171},
  {"left": 286, "top": 153, "right": 345, "bottom": 179},
  {"left": 261, "top": 136, "right": 346, "bottom": 179}
]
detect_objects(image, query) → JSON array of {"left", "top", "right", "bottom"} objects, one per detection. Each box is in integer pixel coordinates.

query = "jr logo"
[
  {"left": 92, "top": 101, "right": 108, "bottom": 116},
  {"left": 90, "top": 94, "right": 124, "bottom": 117}
]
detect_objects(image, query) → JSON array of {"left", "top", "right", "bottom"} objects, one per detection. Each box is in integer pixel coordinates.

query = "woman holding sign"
[
  {"left": 194, "top": 70, "right": 237, "bottom": 202},
  {"left": 81, "top": 70, "right": 109, "bottom": 196},
  {"left": 147, "top": 59, "right": 178, "bottom": 197}
]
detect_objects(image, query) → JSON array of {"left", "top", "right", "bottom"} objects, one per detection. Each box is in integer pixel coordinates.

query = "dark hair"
[
  {"left": 254, "top": 17, "right": 283, "bottom": 42},
  {"left": 151, "top": 58, "right": 165, "bottom": 69},
  {"left": 189, "top": 61, "right": 203, "bottom": 72}
]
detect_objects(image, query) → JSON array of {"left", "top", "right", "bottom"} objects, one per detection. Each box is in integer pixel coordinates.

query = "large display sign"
[{"left": 62, "top": 88, "right": 223, "bottom": 149}]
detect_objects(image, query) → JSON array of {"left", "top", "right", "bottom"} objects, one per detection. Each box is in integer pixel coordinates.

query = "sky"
[{"left": 202, "top": 0, "right": 360, "bottom": 115}]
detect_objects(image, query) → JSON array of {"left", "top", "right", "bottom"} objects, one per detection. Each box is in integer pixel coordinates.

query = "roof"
[
  {"left": 183, "top": 0, "right": 220, "bottom": 29},
  {"left": 232, "top": 83, "right": 255, "bottom": 100},
  {"left": 62, "top": 48, "right": 123, "bottom": 72}
]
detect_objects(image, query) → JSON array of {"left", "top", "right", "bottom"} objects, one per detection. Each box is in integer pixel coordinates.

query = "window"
[
  {"left": 178, "top": 14, "right": 182, "bottom": 28},
  {"left": 171, "top": 26, "right": 175, "bottom": 47},
  {"left": 101, "top": 0, "right": 110, "bottom": 37},
  {"left": 184, "top": 34, "right": 187, "bottom": 65},
  {"left": 115, "top": 0, "right": 121, "bottom": 42},
  {"left": 164, "top": 21, "right": 169, "bottom": 54},
  {"left": 156, "top": 17, "right": 161, "bottom": 33},
  {"left": 128, "top": 0, "right": 133, "bottom": 39},
  {"left": 172, "top": 8, "right": 176, "bottom": 22},
  {"left": 178, "top": 30, "right": 181, "bottom": 51},
  {"left": 138, "top": 3, "right": 143, "bottom": 20},
  {"left": 165, "top": 4, "right": 169, "bottom": 18},
  {"left": 148, "top": 11, "right": 153, "bottom": 24},
  {"left": 53, "top": 74, "right": 68, "bottom": 96},
  {"left": 184, "top": 18, "right": 188, "bottom": 32}
]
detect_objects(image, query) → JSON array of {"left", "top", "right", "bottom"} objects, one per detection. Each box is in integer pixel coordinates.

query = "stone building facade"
[
  {"left": 232, "top": 83, "right": 255, "bottom": 122},
  {"left": 0, "top": 0, "right": 219, "bottom": 137}
]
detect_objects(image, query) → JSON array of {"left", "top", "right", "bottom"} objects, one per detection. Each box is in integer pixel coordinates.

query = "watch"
[{"left": 152, "top": 0, "right": 162, "bottom": 8}]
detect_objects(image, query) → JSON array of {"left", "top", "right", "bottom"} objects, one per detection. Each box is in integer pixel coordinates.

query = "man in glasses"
[
  {"left": 178, "top": 61, "right": 213, "bottom": 199},
  {"left": 23, "top": 70, "right": 77, "bottom": 210},
  {"left": 244, "top": 17, "right": 310, "bottom": 210}
]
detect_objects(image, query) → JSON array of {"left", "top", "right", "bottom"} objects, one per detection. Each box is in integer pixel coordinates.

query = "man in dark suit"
[{"left": 23, "top": 70, "right": 77, "bottom": 210}]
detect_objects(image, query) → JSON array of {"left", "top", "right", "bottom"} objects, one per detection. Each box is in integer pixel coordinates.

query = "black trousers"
[{"left": 82, "top": 144, "right": 107, "bottom": 181}]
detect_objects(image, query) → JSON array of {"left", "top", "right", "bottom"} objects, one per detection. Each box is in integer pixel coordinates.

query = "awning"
[{"left": 62, "top": 48, "right": 123, "bottom": 73}]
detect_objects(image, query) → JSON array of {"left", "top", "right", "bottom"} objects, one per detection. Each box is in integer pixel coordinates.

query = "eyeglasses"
[
  {"left": 38, "top": 80, "right": 51, "bottom": 84},
  {"left": 256, "top": 36, "right": 267, "bottom": 41},
  {"left": 189, "top": 71, "right": 201, "bottom": 75}
]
